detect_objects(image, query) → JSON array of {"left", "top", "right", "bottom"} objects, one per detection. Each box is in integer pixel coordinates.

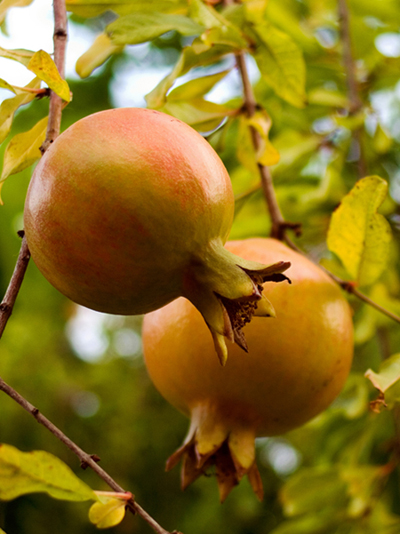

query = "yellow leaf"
[
  {"left": 0, "top": 0, "right": 33, "bottom": 25},
  {"left": 0, "top": 443, "right": 96, "bottom": 502},
  {"left": 0, "top": 116, "right": 48, "bottom": 201},
  {"left": 0, "top": 46, "right": 34, "bottom": 66},
  {"left": 327, "top": 176, "right": 392, "bottom": 286},
  {"left": 76, "top": 33, "right": 124, "bottom": 79},
  {"left": 247, "top": 111, "right": 280, "bottom": 166},
  {"left": 89, "top": 497, "right": 127, "bottom": 529},
  {"left": 0, "top": 77, "right": 41, "bottom": 144},
  {"left": 27, "top": 50, "right": 71, "bottom": 102}
]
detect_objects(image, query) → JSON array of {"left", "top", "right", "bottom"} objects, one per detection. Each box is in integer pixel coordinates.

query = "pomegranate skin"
[
  {"left": 24, "top": 108, "right": 233, "bottom": 315},
  {"left": 24, "top": 108, "right": 290, "bottom": 362},
  {"left": 142, "top": 238, "right": 354, "bottom": 500}
]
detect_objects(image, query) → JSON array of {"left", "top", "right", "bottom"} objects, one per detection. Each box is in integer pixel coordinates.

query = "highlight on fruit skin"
[
  {"left": 142, "top": 238, "right": 354, "bottom": 502},
  {"left": 23, "top": 107, "right": 290, "bottom": 364}
]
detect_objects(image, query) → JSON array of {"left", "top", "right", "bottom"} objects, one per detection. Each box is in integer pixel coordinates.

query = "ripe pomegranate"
[
  {"left": 142, "top": 238, "right": 354, "bottom": 502},
  {"left": 24, "top": 108, "right": 290, "bottom": 363}
]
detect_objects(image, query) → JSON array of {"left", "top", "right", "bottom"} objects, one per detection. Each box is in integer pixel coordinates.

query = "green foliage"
[{"left": 0, "top": 0, "right": 399, "bottom": 533}]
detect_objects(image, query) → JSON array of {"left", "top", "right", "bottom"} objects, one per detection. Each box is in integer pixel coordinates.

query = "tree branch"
[
  {"left": 337, "top": 0, "right": 367, "bottom": 178},
  {"left": 41, "top": 0, "right": 68, "bottom": 153},
  {"left": 0, "top": 234, "right": 30, "bottom": 339},
  {"left": 235, "top": 52, "right": 300, "bottom": 239},
  {"left": 0, "top": 375, "right": 180, "bottom": 534}
]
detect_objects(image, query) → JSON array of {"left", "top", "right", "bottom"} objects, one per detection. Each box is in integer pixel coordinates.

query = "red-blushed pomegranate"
[
  {"left": 142, "top": 238, "right": 354, "bottom": 502},
  {"left": 24, "top": 108, "right": 290, "bottom": 364}
]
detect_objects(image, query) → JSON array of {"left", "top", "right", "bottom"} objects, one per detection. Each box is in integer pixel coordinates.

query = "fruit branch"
[
  {"left": 337, "top": 0, "right": 367, "bottom": 178},
  {"left": 0, "top": 375, "right": 178, "bottom": 534}
]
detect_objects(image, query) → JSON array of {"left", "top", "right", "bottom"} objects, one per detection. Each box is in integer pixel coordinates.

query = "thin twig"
[
  {"left": 41, "top": 0, "right": 68, "bottom": 153},
  {"left": 337, "top": 0, "right": 367, "bottom": 178},
  {"left": 0, "top": 234, "right": 30, "bottom": 339},
  {"left": 0, "top": 376, "right": 177, "bottom": 534}
]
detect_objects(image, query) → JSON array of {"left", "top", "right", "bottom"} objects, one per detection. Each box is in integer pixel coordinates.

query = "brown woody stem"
[
  {"left": 0, "top": 376, "right": 178, "bottom": 534},
  {"left": 235, "top": 52, "right": 289, "bottom": 239},
  {"left": 337, "top": 0, "right": 367, "bottom": 178},
  {"left": 0, "top": 234, "right": 30, "bottom": 339}
]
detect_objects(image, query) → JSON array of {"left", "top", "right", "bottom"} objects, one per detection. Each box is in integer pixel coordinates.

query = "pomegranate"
[
  {"left": 142, "top": 238, "right": 354, "bottom": 502},
  {"left": 24, "top": 108, "right": 290, "bottom": 364}
]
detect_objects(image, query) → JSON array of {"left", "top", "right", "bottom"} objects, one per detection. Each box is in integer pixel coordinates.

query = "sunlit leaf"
[
  {"left": 242, "top": 0, "right": 269, "bottom": 23},
  {"left": 373, "top": 123, "right": 393, "bottom": 154},
  {"left": 0, "top": 443, "right": 97, "bottom": 502},
  {"left": 107, "top": 12, "right": 204, "bottom": 45},
  {"left": 327, "top": 176, "right": 392, "bottom": 286},
  {"left": 167, "top": 70, "right": 230, "bottom": 102},
  {"left": 247, "top": 111, "right": 280, "bottom": 166},
  {"left": 89, "top": 495, "right": 127, "bottom": 529},
  {"left": 189, "top": 0, "right": 248, "bottom": 49},
  {"left": 0, "top": 78, "right": 17, "bottom": 94},
  {"left": 27, "top": 50, "right": 71, "bottom": 102},
  {"left": 146, "top": 45, "right": 230, "bottom": 109},
  {"left": 0, "top": 45, "right": 34, "bottom": 66},
  {"left": 0, "top": 116, "right": 48, "bottom": 199},
  {"left": 76, "top": 33, "right": 124, "bottom": 78},
  {"left": 0, "top": 77, "right": 41, "bottom": 144},
  {"left": 66, "top": 0, "right": 187, "bottom": 18},
  {"left": 161, "top": 99, "right": 235, "bottom": 132},
  {"left": 254, "top": 23, "right": 306, "bottom": 108},
  {"left": 308, "top": 87, "right": 348, "bottom": 108},
  {"left": 0, "top": 0, "right": 33, "bottom": 25},
  {"left": 365, "top": 353, "right": 400, "bottom": 409}
]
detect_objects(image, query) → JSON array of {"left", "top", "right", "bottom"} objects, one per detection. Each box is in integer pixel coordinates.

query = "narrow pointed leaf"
[
  {"left": 0, "top": 77, "right": 41, "bottom": 144},
  {"left": 327, "top": 176, "right": 392, "bottom": 286},
  {"left": 247, "top": 111, "right": 280, "bottom": 166},
  {"left": 0, "top": 0, "right": 33, "bottom": 25},
  {"left": 0, "top": 116, "right": 48, "bottom": 198},
  {"left": 254, "top": 24, "right": 306, "bottom": 108},
  {"left": 162, "top": 99, "right": 235, "bottom": 132},
  {"left": 89, "top": 497, "right": 127, "bottom": 529},
  {"left": 107, "top": 12, "right": 204, "bottom": 45},
  {"left": 0, "top": 444, "right": 96, "bottom": 502},
  {"left": 27, "top": 50, "right": 71, "bottom": 102},
  {"left": 0, "top": 46, "right": 34, "bottom": 66},
  {"left": 168, "top": 70, "right": 230, "bottom": 102},
  {"left": 76, "top": 33, "right": 124, "bottom": 78}
]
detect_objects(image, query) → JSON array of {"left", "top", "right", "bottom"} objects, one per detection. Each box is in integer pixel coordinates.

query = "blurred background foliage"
[{"left": 0, "top": 0, "right": 400, "bottom": 533}]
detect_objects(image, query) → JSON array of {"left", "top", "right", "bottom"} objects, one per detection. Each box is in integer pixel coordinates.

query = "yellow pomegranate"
[
  {"left": 24, "top": 108, "right": 290, "bottom": 363},
  {"left": 142, "top": 238, "right": 354, "bottom": 502}
]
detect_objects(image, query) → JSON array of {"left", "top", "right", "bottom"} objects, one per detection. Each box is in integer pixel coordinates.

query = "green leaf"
[
  {"left": 327, "top": 176, "right": 392, "bottom": 287},
  {"left": 167, "top": 70, "right": 229, "bottom": 102},
  {"left": 189, "top": 0, "right": 248, "bottom": 49},
  {"left": 0, "top": 0, "right": 33, "bottom": 25},
  {"left": 308, "top": 87, "right": 348, "bottom": 108},
  {"left": 66, "top": 0, "right": 187, "bottom": 18},
  {"left": 161, "top": 99, "right": 235, "bottom": 132},
  {"left": 89, "top": 496, "right": 127, "bottom": 529},
  {"left": 107, "top": 12, "right": 204, "bottom": 45},
  {"left": 145, "top": 45, "right": 229, "bottom": 109},
  {"left": 0, "top": 116, "right": 48, "bottom": 198},
  {"left": 254, "top": 23, "right": 306, "bottom": 108},
  {"left": 365, "top": 354, "right": 400, "bottom": 409},
  {"left": 27, "top": 50, "right": 71, "bottom": 102},
  {"left": 0, "top": 77, "right": 41, "bottom": 144},
  {"left": 280, "top": 466, "right": 347, "bottom": 517},
  {"left": 0, "top": 46, "right": 34, "bottom": 66},
  {"left": 242, "top": 0, "right": 269, "bottom": 23},
  {"left": 0, "top": 443, "right": 97, "bottom": 502},
  {"left": 76, "top": 33, "right": 124, "bottom": 78}
]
